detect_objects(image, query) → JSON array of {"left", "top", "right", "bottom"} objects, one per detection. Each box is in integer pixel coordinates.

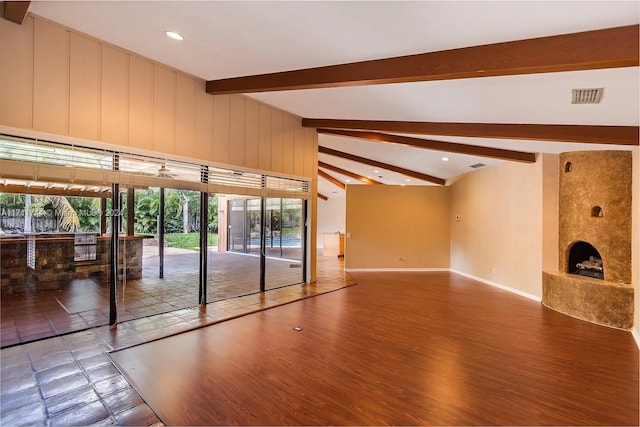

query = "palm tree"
[{"left": 28, "top": 195, "right": 80, "bottom": 231}]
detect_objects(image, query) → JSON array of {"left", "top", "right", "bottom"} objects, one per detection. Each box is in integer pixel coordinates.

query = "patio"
[{"left": 1, "top": 246, "right": 309, "bottom": 348}]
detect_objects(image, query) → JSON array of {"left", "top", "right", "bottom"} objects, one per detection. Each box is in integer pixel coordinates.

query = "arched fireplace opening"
[{"left": 568, "top": 241, "right": 603, "bottom": 280}]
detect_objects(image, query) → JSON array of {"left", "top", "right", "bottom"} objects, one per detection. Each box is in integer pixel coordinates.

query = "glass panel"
[
  {"left": 207, "top": 194, "right": 260, "bottom": 301},
  {"left": 265, "top": 198, "right": 304, "bottom": 290},
  {"left": 0, "top": 188, "right": 110, "bottom": 347},
  {"left": 117, "top": 188, "right": 201, "bottom": 323}
]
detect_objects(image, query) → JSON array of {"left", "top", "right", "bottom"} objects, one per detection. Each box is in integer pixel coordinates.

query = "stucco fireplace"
[{"left": 542, "top": 151, "right": 634, "bottom": 329}]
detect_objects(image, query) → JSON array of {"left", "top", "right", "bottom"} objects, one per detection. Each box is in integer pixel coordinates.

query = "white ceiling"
[{"left": 28, "top": 1, "right": 640, "bottom": 198}]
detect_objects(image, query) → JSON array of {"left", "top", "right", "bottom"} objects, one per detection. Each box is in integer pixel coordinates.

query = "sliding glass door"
[{"left": 265, "top": 198, "right": 305, "bottom": 290}]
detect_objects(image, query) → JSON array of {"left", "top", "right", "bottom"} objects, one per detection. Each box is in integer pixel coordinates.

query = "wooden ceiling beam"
[
  {"left": 319, "top": 146, "right": 445, "bottom": 185},
  {"left": 2, "top": 1, "right": 30, "bottom": 25},
  {"left": 318, "top": 162, "right": 383, "bottom": 185},
  {"left": 318, "top": 129, "right": 537, "bottom": 163},
  {"left": 206, "top": 25, "right": 639, "bottom": 94},
  {"left": 0, "top": 184, "right": 111, "bottom": 198},
  {"left": 317, "top": 193, "right": 328, "bottom": 201},
  {"left": 317, "top": 169, "right": 346, "bottom": 190},
  {"left": 304, "top": 119, "right": 639, "bottom": 146}
]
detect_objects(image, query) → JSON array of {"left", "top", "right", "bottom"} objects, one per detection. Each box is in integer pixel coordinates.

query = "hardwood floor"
[{"left": 109, "top": 271, "right": 639, "bottom": 426}]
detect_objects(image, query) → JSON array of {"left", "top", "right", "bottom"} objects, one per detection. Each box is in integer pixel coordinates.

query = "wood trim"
[
  {"left": 206, "top": 25, "right": 639, "bottom": 94},
  {"left": 304, "top": 119, "right": 640, "bottom": 146},
  {"left": 317, "top": 193, "right": 328, "bottom": 201},
  {"left": 2, "top": 1, "right": 30, "bottom": 25},
  {"left": 318, "top": 162, "right": 383, "bottom": 185},
  {"left": 319, "top": 146, "right": 445, "bottom": 185},
  {"left": 317, "top": 169, "right": 346, "bottom": 190},
  {"left": 318, "top": 129, "right": 537, "bottom": 163},
  {"left": 0, "top": 183, "right": 111, "bottom": 198}
]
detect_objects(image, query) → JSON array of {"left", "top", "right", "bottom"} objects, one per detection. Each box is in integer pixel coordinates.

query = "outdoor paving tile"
[
  {"left": 93, "top": 375, "right": 131, "bottom": 396},
  {"left": 50, "top": 400, "right": 110, "bottom": 426},
  {"left": 18, "top": 331, "right": 56, "bottom": 343},
  {"left": 0, "top": 359, "right": 32, "bottom": 380},
  {"left": 2, "top": 346, "right": 25, "bottom": 360},
  {"left": 0, "top": 400, "right": 48, "bottom": 427},
  {"left": 72, "top": 343, "right": 111, "bottom": 360},
  {"left": 101, "top": 388, "right": 144, "bottom": 416},
  {"left": 0, "top": 335, "right": 19, "bottom": 346},
  {"left": 114, "top": 403, "right": 160, "bottom": 426},
  {"left": 0, "top": 386, "right": 42, "bottom": 416},
  {"left": 0, "top": 372, "right": 37, "bottom": 394},
  {"left": 31, "top": 350, "right": 75, "bottom": 372},
  {"left": 35, "top": 361, "right": 82, "bottom": 384},
  {"left": 40, "top": 372, "right": 90, "bottom": 399},
  {"left": 78, "top": 353, "right": 112, "bottom": 371},
  {"left": 86, "top": 363, "right": 120, "bottom": 384},
  {"left": 45, "top": 383, "right": 100, "bottom": 416}
]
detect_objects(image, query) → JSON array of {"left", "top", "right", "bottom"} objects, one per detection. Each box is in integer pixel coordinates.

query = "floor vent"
[
  {"left": 571, "top": 88, "right": 603, "bottom": 104},
  {"left": 469, "top": 163, "right": 486, "bottom": 169}
]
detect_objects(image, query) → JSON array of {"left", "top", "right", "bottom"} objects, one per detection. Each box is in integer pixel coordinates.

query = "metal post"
[
  {"left": 158, "top": 188, "right": 165, "bottom": 279},
  {"left": 260, "top": 196, "right": 266, "bottom": 292},
  {"left": 109, "top": 183, "right": 119, "bottom": 328},
  {"left": 126, "top": 188, "right": 135, "bottom": 236},
  {"left": 100, "top": 197, "right": 107, "bottom": 235},
  {"left": 302, "top": 199, "right": 308, "bottom": 283},
  {"left": 279, "top": 198, "right": 283, "bottom": 257},
  {"left": 199, "top": 191, "right": 208, "bottom": 305},
  {"left": 199, "top": 166, "right": 209, "bottom": 305}
]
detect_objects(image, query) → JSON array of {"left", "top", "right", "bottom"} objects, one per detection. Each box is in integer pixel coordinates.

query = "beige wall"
[
  {"left": 345, "top": 185, "right": 450, "bottom": 270},
  {"left": 0, "top": 16, "right": 317, "bottom": 179},
  {"left": 542, "top": 154, "right": 559, "bottom": 272},
  {"left": 450, "top": 159, "right": 544, "bottom": 298}
]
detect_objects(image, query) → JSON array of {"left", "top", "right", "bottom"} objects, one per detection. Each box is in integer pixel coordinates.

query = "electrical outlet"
[{"left": 491, "top": 267, "right": 497, "bottom": 275}]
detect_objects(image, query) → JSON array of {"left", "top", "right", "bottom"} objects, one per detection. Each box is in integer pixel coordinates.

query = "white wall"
[{"left": 317, "top": 196, "right": 345, "bottom": 249}]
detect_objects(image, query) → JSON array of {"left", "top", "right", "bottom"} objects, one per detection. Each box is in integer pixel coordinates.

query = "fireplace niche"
[
  {"left": 567, "top": 241, "right": 603, "bottom": 280},
  {"left": 542, "top": 151, "right": 634, "bottom": 330}
]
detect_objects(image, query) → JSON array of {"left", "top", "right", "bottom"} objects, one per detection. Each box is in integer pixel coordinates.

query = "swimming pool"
[{"left": 249, "top": 236, "right": 301, "bottom": 247}]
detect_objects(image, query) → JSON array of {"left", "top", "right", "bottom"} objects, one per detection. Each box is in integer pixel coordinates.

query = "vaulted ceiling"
[{"left": 18, "top": 1, "right": 640, "bottom": 198}]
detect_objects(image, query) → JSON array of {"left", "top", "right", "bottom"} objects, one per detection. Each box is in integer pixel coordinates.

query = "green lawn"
[{"left": 165, "top": 232, "right": 218, "bottom": 250}]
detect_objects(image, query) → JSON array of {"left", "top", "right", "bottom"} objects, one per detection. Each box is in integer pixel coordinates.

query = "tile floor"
[
  {"left": 0, "top": 255, "right": 353, "bottom": 426},
  {"left": 2, "top": 249, "right": 306, "bottom": 347}
]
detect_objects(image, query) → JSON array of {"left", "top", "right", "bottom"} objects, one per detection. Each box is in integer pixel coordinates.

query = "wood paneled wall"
[
  {"left": 0, "top": 16, "right": 317, "bottom": 180},
  {"left": 0, "top": 15, "right": 318, "bottom": 282}
]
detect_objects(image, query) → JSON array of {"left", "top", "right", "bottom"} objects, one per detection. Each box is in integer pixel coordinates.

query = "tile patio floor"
[
  {"left": 1, "top": 248, "right": 306, "bottom": 348},
  {"left": 0, "top": 255, "right": 353, "bottom": 426}
]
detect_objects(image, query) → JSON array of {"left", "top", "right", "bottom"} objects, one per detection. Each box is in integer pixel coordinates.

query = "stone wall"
[{"left": 1, "top": 234, "right": 143, "bottom": 295}]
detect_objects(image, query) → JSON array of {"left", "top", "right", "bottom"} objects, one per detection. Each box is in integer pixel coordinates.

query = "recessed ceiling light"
[
  {"left": 374, "top": 170, "right": 380, "bottom": 173},
  {"left": 165, "top": 31, "right": 184, "bottom": 41},
  {"left": 441, "top": 157, "right": 450, "bottom": 162},
  {"left": 405, "top": 178, "right": 411, "bottom": 182},
  {"left": 345, "top": 179, "right": 351, "bottom": 182}
]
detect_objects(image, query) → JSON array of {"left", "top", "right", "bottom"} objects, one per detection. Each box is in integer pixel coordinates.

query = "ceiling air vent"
[
  {"left": 571, "top": 88, "right": 603, "bottom": 104},
  {"left": 469, "top": 163, "right": 486, "bottom": 169}
]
